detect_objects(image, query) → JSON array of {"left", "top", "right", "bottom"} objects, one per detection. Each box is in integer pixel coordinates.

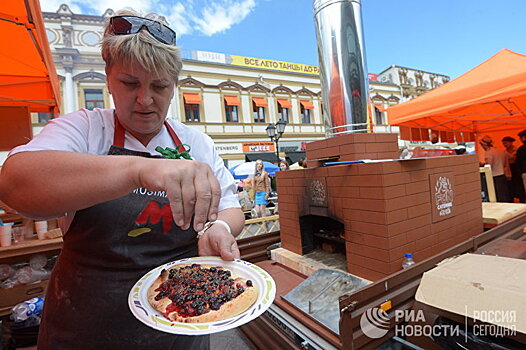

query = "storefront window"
[
  {"left": 84, "top": 89, "right": 104, "bottom": 110},
  {"left": 225, "top": 104, "right": 239, "bottom": 122},
  {"left": 253, "top": 102, "right": 265, "bottom": 123},
  {"left": 375, "top": 107, "right": 386, "bottom": 125},
  {"left": 184, "top": 103, "right": 200, "bottom": 122},
  {"left": 301, "top": 105, "right": 311, "bottom": 124},
  {"left": 278, "top": 105, "right": 289, "bottom": 123},
  {"left": 36, "top": 113, "right": 54, "bottom": 124}
]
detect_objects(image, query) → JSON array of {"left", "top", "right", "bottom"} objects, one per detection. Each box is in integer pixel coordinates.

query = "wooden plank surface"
[
  {"left": 0, "top": 237, "right": 63, "bottom": 259},
  {"left": 482, "top": 202, "right": 526, "bottom": 225}
]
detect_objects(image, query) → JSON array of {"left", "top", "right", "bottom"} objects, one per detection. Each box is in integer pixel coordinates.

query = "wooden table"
[{"left": 482, "top": 202, "right": 526, "bottom": 229}]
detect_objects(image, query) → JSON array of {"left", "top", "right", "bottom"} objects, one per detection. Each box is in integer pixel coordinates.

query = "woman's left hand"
[{"left": 198, "top": 224, "right": 240, "bottom": 261}]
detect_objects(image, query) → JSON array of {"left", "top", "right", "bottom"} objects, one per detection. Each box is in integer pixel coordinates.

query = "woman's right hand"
[{"left": 136, "top": 158, "right": 221, "bottom": 232}]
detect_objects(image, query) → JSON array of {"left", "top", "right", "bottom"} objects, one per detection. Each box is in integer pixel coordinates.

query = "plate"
[{"left": 128, "top": 256, "right": 276, "bottom": 335}]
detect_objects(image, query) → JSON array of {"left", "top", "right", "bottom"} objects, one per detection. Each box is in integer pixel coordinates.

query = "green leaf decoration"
[{"left": 155, "top": 145, "right": 192, "bottom": 159}]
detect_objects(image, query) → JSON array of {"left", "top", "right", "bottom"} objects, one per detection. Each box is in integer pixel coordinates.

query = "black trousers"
[
  {"left": 493, "top": 175, "right": 511, "bottom": 203},
  {"left": 509, "top": 165, "right": 525, "bottom": 202}
]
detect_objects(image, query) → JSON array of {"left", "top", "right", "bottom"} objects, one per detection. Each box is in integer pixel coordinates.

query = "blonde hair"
[
  {"left": 101, "top": 8, "right": 182, "bottom": 81},
  {"left": 254, "top": 159, "right": 266, "bottom": 176}
]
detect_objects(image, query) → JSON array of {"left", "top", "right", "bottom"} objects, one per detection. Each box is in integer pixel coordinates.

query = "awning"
[
  {"left": 277, "top": 99, "right": 292, "bottom": 109},
  {"left": 300, "top": 100, "right": 314, "bottom": 109},
  {"left": 224, "top": 95, "right": 241, "bottom": 106},
  {"left": 374, "top": 104, "right": 386, "bottom": 112},
  {"left": 245, "top": 152, "right": 278, "bottom": 162},
  {"left": 183, "top": 93, "right": 202, "bottom": 104},
  {"left": 0, "top": 0, "right": 61, "bottom": 113},
  {"left": 252, "top": 97, "right": 268, "bottom": 107},
  {"left": 387, "top": 49, "right": 526, "bottom": 137},
  {"left": 285, "top": 151, "right": 306, "bottom": 164}
]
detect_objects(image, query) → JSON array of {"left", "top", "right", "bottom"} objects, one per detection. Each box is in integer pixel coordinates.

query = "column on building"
[{"left": 63, "top": 68, "right": 75, "bottom": 114}]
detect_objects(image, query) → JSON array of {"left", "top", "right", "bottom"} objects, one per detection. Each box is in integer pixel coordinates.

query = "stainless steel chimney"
[{"left": 313, "top": 0, "right": 369, "bottom": 135}]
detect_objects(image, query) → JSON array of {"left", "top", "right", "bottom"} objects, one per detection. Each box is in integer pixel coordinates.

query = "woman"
[
  {"left": 253, "top": 159, "right": 271, "bottom": 217},
  {"left": 0, "top": 10, "right": 243, "bottom": 349},
  {"left": 279, "top": 159, "right": 290, "bottom": 171}
]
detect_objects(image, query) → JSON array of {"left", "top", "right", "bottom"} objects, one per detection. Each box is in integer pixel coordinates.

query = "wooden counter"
[
  {"left": 482, "top": 202, "right": 526, "bottom": 228},
  {"left": 0, "top": 237, "right": 63, "bottom": 260}
]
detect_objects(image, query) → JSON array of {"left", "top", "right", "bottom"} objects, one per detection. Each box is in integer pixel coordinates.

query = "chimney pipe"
[{"left": 313, "top": 0, "right": 369, "bottom": 135}]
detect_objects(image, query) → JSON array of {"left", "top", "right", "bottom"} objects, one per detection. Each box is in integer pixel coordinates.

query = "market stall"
[
  {"left": 0, "top": 0, "right": 61, "bottom": 152},
  {"left": 0, "top": 0, "right": 60, "bottom": 114},
  {"left": 387, "top": 49, "right": 526, "bottom": 153}
]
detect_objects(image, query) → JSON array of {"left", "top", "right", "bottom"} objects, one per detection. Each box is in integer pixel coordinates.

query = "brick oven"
[{"left": 276, "top": 133, "right": 483, "bottom": 281}]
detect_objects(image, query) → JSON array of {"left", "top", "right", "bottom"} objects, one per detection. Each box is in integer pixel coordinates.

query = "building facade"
[{"left": 0, "top": 5, "right": 450, "bottom": 165}]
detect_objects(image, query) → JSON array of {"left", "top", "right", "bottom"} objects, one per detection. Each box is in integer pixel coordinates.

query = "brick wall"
[
  {"left": 277, "top": 152, "right": 482, "bottom": 282},
  {"left": 306, "top": 133, "right": 399, "bottom": 167}
]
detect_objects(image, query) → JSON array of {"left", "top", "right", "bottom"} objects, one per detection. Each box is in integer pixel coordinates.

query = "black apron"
[{"left": 37, "top": 117, "right": 209, "bottom": 349}]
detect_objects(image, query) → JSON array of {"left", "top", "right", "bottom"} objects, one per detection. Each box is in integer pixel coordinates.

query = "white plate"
[{"left": 128, "top": 256, "right": 276, "bottom": 335}]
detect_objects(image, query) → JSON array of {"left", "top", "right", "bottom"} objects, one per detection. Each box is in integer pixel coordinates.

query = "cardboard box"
[
  {"left": 0, "top": 279, "right": 48, "bottom": 308},
  {"left": 415, "top": 254, "right": 526, "bottom": 333}
]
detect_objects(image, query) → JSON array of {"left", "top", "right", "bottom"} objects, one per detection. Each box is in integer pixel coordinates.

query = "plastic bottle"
[
  {"left": 0, "top": 277, "right": 18, "bottom": 289},
  {"left": 0, "top": 264, "right": 15, "bottom": 280},
  {"left": 11, "top": 297, "right": 45, "bottom": 322},
  {"left": 402, "top": 253, "right": 416, "bottom": 269},
  {"left": 14, "top": 266, "right": 51, "bottom": 284},
  {"left": 29, "top": 254, "right": 48, "bottom": 269}
]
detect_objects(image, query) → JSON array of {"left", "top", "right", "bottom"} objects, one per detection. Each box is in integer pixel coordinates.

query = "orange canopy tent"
[
  {"left": 387, "top": 49, "right": 526, "bottom": 145},
  {"left": 0, "top": 0, "right": 60, "bottom": 113}
]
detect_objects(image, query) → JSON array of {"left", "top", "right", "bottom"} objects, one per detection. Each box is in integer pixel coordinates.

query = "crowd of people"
[
  {"left": 480, "top": 130, "right": 526, "bottom": 203},
  {"left": 235, "top": 157, "right": 306, "bottom": 218}
]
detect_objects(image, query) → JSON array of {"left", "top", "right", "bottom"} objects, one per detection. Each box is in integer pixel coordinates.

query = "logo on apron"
[{"left": 128, "top": 200, "right": 174, "bottom": 237}]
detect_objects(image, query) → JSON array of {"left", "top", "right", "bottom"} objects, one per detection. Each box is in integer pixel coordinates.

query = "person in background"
[
  {"left": 279, "top": 159, "right": 290, "bottom": 171},
  {"left": 243, "top": 176, "right": 254, "bottom": 201},
  {"left": 236, "top": 178, "right": 245, "bottom": 192},
  {"left": 0, "top": 9, "right": 244, "bottom": 349},
  {"left": 430, "top": 131, "right": 439, "bottom": 144},
  {"left": 502, "top": 136, "right": 524, "bottom": 202},
  {"left": 297, "top": 157, "right": 308, "bottom": 168},
  {"left": 253, "top": 159, "right": 270, "bottom": 218},
  {"left": 516, "top": 130, "right": 526, "bottom": 201},
  {"left": 237, "top": 186, "right": 252, "bottom": 212},
  {"left": 480, "top": 135, "right": 511, "bottom": 202}
]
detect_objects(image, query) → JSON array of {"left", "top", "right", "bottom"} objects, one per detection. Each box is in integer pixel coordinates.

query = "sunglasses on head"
[{"left": 110, "top": 15, "right": 177, "bottom": 46}]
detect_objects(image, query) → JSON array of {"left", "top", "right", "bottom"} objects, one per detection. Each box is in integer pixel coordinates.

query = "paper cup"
[
  {"left": 34, "top": 221, "right": 48, "bottom": 240},
  {"left": 0, "top": 225, "right": 13, "bottom": 247},
  {"left": 47, "top": 219, "right": 58, "bottom": 230}
]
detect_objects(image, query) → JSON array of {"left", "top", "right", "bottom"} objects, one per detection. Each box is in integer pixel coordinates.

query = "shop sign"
[
  {"left": 430, "top": 172, "right": 455, "bottom": 222},
  {"left": 242, "top": 142, "right": 275, "bottom": 152},
  {"left": 215, "top": 143, "right": 242, "bottom": 154},
  {"left": 189, "top": 50, "right": 319, "bottom": 75},
  {"left": 229, "top": 55, "right": 319, "bottom": 75},
  {"left": 193, "top": 50, "right": 227, "bottom": 64}
]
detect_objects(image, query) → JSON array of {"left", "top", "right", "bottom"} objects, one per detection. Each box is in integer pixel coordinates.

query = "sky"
[{"left": 39, "top": 0, "right": 526, "bottom": 79}]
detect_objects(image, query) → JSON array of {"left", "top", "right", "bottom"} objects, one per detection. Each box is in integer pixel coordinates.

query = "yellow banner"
[{"left": 229, "top": 55, "right": 319, "bottom": 75}]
